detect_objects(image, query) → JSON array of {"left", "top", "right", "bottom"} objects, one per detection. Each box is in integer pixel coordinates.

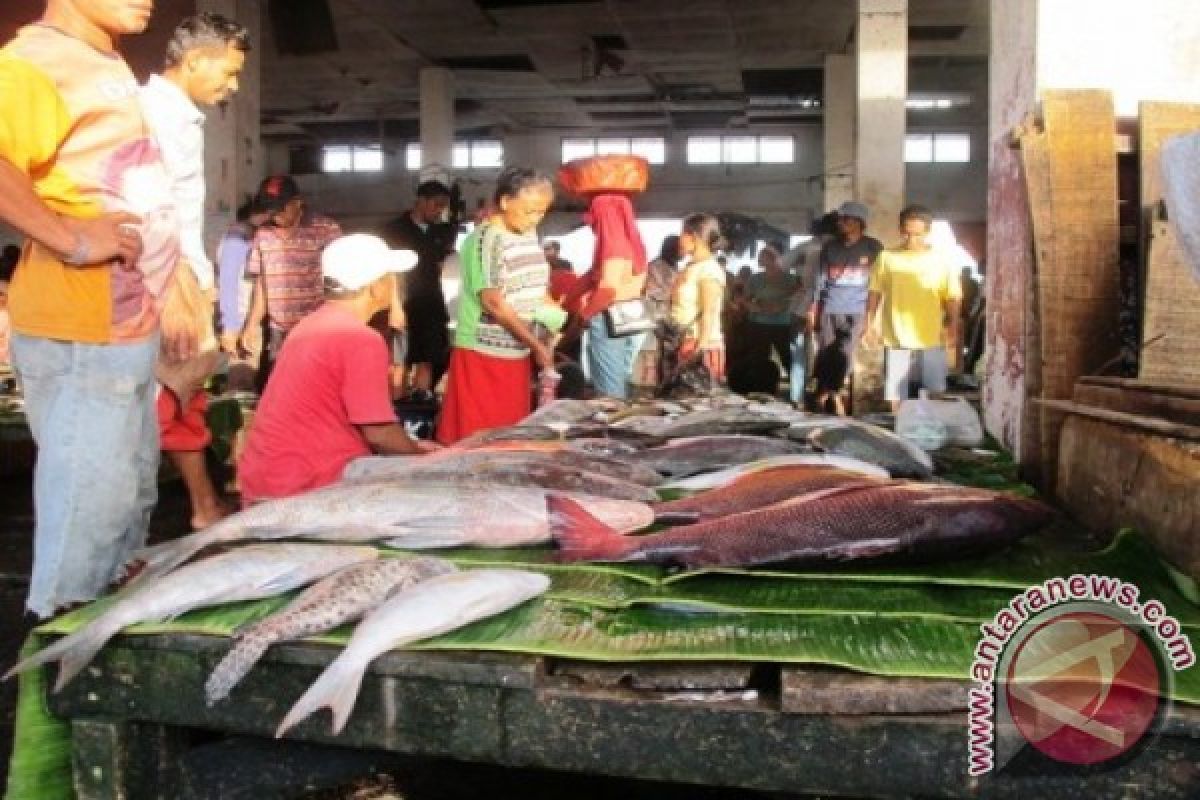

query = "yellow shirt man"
[{"left": 868, "top": 246, "right": 961, "bottom": 350}]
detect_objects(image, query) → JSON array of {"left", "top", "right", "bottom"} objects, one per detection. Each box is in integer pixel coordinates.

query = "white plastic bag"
[{"left": 897, "top": 392, "right": 984, "bottom": 450}]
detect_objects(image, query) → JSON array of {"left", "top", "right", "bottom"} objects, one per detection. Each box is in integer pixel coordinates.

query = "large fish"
[
  {"left": 205, "top": 556, "right": 457, "bottom": 706},
  {"left": 275, "top": 568, "right": 550, "bottom": 737},
  {"left": 788, "top": 419, "right": 935, "bottom": 479},
  {"left": 663, "top": 454, "right": 890, "bottom": 491},
  {"left": 519, "top": 398, "right": 601, "bottom": 429},
  {"left": 631, "top": 435, "right": 809, "bottom": 478},
  {"left": 452, "top": 426, "right": 562, "bottom": 447},
  {"left": 657, "top": 408, "right": 794, "bottom": 438},
  {"left": 346, "top": 449, "right": 664, "bottom": 488},
  {"left": 654, "top": 466, "right": 888, "bottom": 523},
  {"left": 551, "top": 484, "right": 1053, "bottom": 569},
  {"left": 131, "top": 484, "right": 654, "bottom": 580},
  {"left": 6, "top": 544, "right": 380, "bottom": 691}
]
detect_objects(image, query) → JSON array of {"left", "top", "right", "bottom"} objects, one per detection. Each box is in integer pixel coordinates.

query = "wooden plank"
[
  {"left": 1017, "top": 92, "right": 1122, "bottom": 492},
  {"left": 1074, "top": 382, "right": 1200, "bottom": 426},
  {"left": 780, "top": 668, "right": 968, "bottom": 715},
  {"left": 1037, "top": 398, "right": 1200, "bottom": 441},
  {"left": 550, "top": 661, "right": 755, "bottom": 691},
  {"left": 1080, "top": 376, "right": 1200, "bottom": 400},
  {"left": 1057, "top": 415, "right": 1200, "bottom": 580},
  {"left": 1138, "top": 102, "right": 1200, "bottom": 389}
]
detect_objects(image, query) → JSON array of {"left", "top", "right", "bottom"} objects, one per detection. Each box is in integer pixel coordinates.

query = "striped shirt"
[
  {"left": 246, "top": 213, "right": 342, "bottom": 333},
  {"left": 455, "top": 223, "right": 550, "bottom": 358}
]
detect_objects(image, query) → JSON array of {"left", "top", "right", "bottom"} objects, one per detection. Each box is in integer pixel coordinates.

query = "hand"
[
  {"left": 63, "top": 212, "right": 143, "bottom": 268},
  {"left": 160, "top": 309, "right": 200, "bottom": 363},
  {"left": 236, "top": 328, "right": 260, "bottom": 360},
  {"left": 702, "top": 346, "right": 726, "bottom": 381},
  {"left": 415, "top": 439, "right": 443, "bottom": 454}
]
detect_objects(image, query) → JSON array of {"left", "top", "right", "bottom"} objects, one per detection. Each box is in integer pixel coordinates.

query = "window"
[
  {"left": 322, "top": 144, "right": 383, "bottom": 173},
  {"left": 905, "top": 132, "right": 971, "bottom": 163},
  {"left": 406, "top": 140, "right": 504, "bottom": 171},
  {"left": 685, "top": 135, "right": 796, "bottom": 165},
  {"left": 561, "top": 136, "right": 667, "bottom": 165}
]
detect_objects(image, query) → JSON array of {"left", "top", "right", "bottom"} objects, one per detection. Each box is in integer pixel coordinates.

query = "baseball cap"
[
  {"left": 837, "top": 201, "right": 870, "bottom": 223},
  {"left": 254, "top": 174, "right": 301, "bottom": 212},
  {"left": 321, "top": 234, "right": 417, "bottom": 291}
]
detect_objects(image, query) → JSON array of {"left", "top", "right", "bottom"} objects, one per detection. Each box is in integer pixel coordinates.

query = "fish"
[
  {"left": 630, "top": 435, "right": 809, "bottom": 478},
  {"left": 346, "top": 449, "right": 664, "bottom": 488},
  {"left": 799, "top": 419, "right": 935, "bottom": 479},
  {"left": 551, "top": 483, "right": 1053, "bottom": 569},
  {"left": 566, "top": 438, "right": 643, "bottom": 458},
  {"left": 275, "top": 568, "right": 550, "bottom": 737},
  {"left": 654, "top": 466, "right": 889, "bottom": 523},
  {"left": 5, "top": 543, "right": 380, "bottom": 691},
  {"left": 519, "top": 399, "right": 600, "bottom": 430},
  {"left": 130, "top": 484, "right": 655, "bottom": 580},
  {"left": 205, "top": 556, "right": 457, "bottom": 706},
  {"left": 662, "top": 454, "right": 891, "bottom": 491},
  {"left": 452, "top": 426, "right": 562, "bottom": 447},
  {"left": 656, "top": 408, "right": 794, "bottom": 439}
]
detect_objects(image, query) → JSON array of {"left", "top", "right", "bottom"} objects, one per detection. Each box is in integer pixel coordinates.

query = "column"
[
  {"left": 853, "top": 0, "right": 907, "bottom": 412},
  {"left": 419, "top": 67, "right": 456, "bottom": 185},
  {"left": 823, "top": 53, "right": 856, "bottom": 212},
  {"left": 199, "top": 0, "right": 262, "bottom": 254}
]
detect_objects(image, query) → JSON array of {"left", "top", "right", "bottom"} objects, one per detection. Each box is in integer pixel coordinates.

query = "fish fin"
[
  {"left": 275, "top": 657, "right": 368, "bottom": 738},
  {"left": 5, "top": 621, "right": 118, "bottom": 692},
  {"left": 205, "top": 635, "right": 271, "bottom": 706},
  {"left": 653, "top": 511, "right": 702, "bottom": 525},
  {"left": 548, "top": 496, "right": 635, "bottom": 563}
]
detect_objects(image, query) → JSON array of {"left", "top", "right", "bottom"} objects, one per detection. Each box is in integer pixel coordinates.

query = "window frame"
[{"left": 684, "top": 134, "right": 797, "bottom": 166}]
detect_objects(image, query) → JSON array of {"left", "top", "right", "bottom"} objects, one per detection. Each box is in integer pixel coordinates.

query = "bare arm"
[
  {"left": 697, "top": 277, "right": 724, "bottom": 348},
  {"left": 863, "top": 291, "right": 883, "bottom": 348},
  {"left": 357, "top": 422, "right": 434, "bottom": 455},
  {"left": 481, "top": 288, "right": 553, "bottom": 369},
  {"left": 944, "top": 298, "right": 962, "bottom": 370},
  {"left": 0, "top": 156, "right": 142, "bottom": 266},
  {"left": 237, "top": 272, "right": 267, "bottom": 355}
]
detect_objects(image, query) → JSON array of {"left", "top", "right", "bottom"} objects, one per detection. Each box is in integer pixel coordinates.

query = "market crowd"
[{"left": 0, "top": 1, "right": 979, "bottom": 619}]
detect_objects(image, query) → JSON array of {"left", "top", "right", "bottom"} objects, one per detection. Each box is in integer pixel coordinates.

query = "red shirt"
[
  {"left": 549, "top": 268, "right": 582, "bottom": 315},
  {"left": 238, "top": 303, "right": 395, "bottom": 504}
]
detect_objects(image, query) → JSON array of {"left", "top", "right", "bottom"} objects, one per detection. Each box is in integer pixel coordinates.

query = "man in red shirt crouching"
[{"left": 238, "top": 234, "right": 440, "bottom": 504}]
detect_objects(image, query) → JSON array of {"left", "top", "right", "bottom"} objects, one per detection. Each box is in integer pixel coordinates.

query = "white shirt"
[{"left": 139, "top": 74, "right": 212, "bottom": 290}]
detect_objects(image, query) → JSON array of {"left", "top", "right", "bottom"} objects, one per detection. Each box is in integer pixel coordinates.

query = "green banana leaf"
[{"left": 4, "top": 636, "right": 72, "bottom": 800}]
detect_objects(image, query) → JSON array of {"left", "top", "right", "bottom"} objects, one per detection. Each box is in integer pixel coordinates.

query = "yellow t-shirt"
[
  {"left": 670, "top": 257, "right": 726, "bottom": 346},
  {"left": 0, "top": 25, "right": 179, "bottom": 344},
  {"left": 868, "top": 245, "right": 961, "bottom": 350}
]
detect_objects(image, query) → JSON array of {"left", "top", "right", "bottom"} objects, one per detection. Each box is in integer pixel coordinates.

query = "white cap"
[{"left": 321, "top": 234, "right": 418, "bottom": 291}]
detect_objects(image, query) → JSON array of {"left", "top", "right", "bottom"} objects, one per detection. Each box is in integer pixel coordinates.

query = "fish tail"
[
  {"left": 205, "top": 634, "right": 272, "bottom": 706},
  {"left": 126, "top": 535, "right": 208, "bottom": 584},
  {"left": 548, "top": 496, "right": 637, "bottom": 562},
  {"left": 5, "top": 622, "right": 117, "bottom": 692},
  {"left": 275, "top": 657, "right": 367, "bottom": 738}
]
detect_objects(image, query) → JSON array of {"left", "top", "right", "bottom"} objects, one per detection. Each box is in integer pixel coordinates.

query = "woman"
[
  {"left": 436, "top": 168, "right": 557, "bottom": 444},
  {"left": 666, "top": 213, "right": 727, "bottom": 385},
  {"left": 743, "top": 243, "right": 798, "bottom": 384}
]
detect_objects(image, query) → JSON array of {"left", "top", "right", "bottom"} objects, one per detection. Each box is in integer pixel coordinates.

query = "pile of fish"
[{"left": 6, "top": 391, "right": 1054, "bottom": 738}]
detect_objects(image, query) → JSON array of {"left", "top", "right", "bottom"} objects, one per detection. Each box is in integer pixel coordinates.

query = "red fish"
[{"left": 552, "top": 483, "right": 1053, "bottom": 569}]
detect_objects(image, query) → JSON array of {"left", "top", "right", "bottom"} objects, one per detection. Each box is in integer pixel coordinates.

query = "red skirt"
[
  {"left": 436, "top": 347, "right": 532, "bottom": 445},
  {"left": 157, "top": 389, "right": 211, "bottom": 452}
]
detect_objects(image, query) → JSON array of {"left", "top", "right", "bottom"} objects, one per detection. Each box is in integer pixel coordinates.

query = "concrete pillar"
[
  {"left": 419, "top": 67, "right": 456, "bottom": 185},
  {"left": 853, "top": 0, "right": 907, "bottom": 412},
  {"left": 854, "top": 0, "right": 907, "bottom": 232},
  {"left": 199, "top": 0, "right": 262, "bottom": 254},
  {"left": 823, "top": 53, "right": 856, "bottom": 212}
]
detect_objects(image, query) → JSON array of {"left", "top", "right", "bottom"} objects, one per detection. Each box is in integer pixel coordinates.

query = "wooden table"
[{"left": 47, "top": 633, "right": 1200, "bottom": 799}]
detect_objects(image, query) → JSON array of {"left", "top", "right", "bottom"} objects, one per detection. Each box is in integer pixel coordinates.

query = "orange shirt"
[{"left": 0, "top": 25, "right": 179, "bottom": 344}]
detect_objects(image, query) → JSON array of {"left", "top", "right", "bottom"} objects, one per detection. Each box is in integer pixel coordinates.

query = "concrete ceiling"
[{"left": 261, "top": 0, "right": 990, "bottom": 139}]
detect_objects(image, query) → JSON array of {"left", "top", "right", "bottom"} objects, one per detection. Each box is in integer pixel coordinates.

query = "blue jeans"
[
  {"left": 585, "top": 314, "right": 646, "bottom": 400},
  {"left": 11, "top": 332, "right": 160, "bottom": 617},
  {"left": 789, "top": 330, "right": 810, "bottom": 405}
]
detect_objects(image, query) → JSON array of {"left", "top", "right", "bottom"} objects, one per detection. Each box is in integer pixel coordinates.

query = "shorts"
[
  {"left": 884, "top": 347, "right": 947, "bottom": 402},
  {"left": 157, "top": 388, "right": 212, "bottom": 451}
]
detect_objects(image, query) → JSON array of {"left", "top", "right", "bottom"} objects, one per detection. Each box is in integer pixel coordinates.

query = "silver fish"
[
  {"left": 631, "top": 435, "right": 809, "bottom": 477},
  {"left": 663, "top": 454, "right": 891, "bottom": 491},
  {"left": 519, "top": 399, "right": 600, "bottom": 430},
  {"left": 6, "top": 543, "right": 380, "bottom": 691},
  {"left": 275, "top": 568, "right": 550, "bottom": 737},
  {"left": 205, "top": 556, "right": 457, "bottom": 706},
  {"left": 800, "top": 419, "right": 935, "bottom": 479},
  {"left": 130, "top": 484, "right": 654, "bottom": 581},
  {"left": 657, "top": 408, "right": 793, "bottom": 438}
]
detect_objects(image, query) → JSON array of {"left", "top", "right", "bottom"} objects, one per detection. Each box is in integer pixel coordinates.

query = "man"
[
  {"left": 865, "top": 205, "right": 962, "bottom": 411},
  {"left": 238, "top": 234, "right": 438, "bottom": 504},
  {"left": 382, "top": 180, "right": 455, "bottom": 400},
  {"left": 0, "top": 0, "right": 190, "bottom": 616},
  {"left": 141, "top": 12, "right": 249, "bottom": 530},
  {"left": 811, "top": 201, "right": 884, "bottom": 375},
  {"left": 237, "top": 175, "right": 342, "bottom": 389},
  {"left": 783, "top": 211, "right": 838, "bottom": 406},
  {"left": 216, "top": 199, "right": 270, "bottom": 389}
]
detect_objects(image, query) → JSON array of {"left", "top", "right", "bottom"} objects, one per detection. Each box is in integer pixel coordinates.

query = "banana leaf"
[{"left": 5, "top": 636, "right": 72, "bottom": 800}]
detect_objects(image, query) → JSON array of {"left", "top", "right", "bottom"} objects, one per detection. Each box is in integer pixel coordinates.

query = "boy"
[{"left": 865, "top": 205, "right": 962, "bottom": 411}]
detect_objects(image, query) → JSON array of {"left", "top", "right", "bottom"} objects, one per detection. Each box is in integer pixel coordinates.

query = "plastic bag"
[{"left": 897, "top": 391, "right": 983, "bottom": 451}]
